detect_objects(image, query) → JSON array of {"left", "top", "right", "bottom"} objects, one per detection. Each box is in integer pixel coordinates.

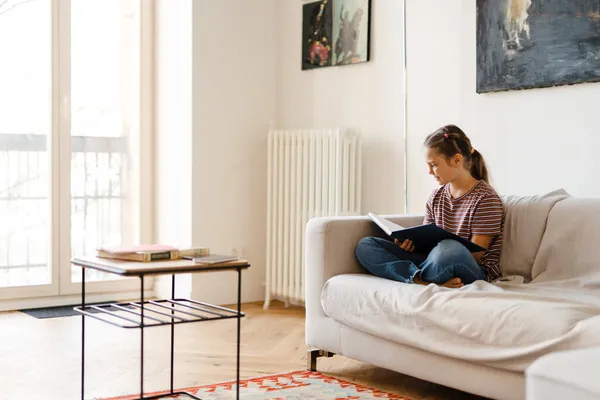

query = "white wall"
[
  {"left": 406, "top": 0, "right": 600, "bottom": 213},
  {"left": 190, "top": 0, "right": 278, "bottom": 305},
  {"left": 156, "top": 0, "right": 600, "bottom": 304},
  {"left": 277, "top": 0, "right": 406, "bottom": 214}
]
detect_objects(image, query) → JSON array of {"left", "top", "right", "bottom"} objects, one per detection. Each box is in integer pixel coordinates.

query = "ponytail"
[
  {"left": 469, "top": 149, "right": 489, "bottom": 183},
  {"left": 424, "top": 124, "right": 490, "bottom": 184}
]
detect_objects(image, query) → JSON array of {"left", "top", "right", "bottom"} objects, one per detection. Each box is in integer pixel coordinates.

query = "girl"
[{"left": 355, "top": 125, "right": 504, "bottom": 288}]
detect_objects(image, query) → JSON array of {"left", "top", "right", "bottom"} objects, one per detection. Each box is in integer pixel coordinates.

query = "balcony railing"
[{"left": 0, "top": 132, "right": 128, "bottom": 288}]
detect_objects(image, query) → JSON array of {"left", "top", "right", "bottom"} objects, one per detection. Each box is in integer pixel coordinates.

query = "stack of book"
[{"left": 96, "top": 245, "right": 210, "bottom": 262}]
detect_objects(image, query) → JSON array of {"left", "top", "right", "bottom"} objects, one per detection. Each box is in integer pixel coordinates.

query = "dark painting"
[
  {"left": 477, "top": 0, "right": 600, "bottom": 93},
  {"left": 302, "top": 0, "right": 334, "bottom": 70}
]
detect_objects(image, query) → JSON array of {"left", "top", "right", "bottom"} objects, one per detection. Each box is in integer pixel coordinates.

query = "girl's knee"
[
  {"left": 355, "top": 236, "right": 379, "bottom": 258},
  {"left": 357, "top": 236, "right": 378, "bottom": 249},
  {"left": 439, "top": 239, "right": 470, "bottom": 255},
  {"left": 438, "top": 239, "right": 464, "bottom": 249},
  {"left": 430, "top": 239, "right": 470, "bottom": 264}
]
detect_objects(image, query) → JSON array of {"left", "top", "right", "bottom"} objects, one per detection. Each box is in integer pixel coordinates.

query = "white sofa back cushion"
[
  {"left": 531, "top": 198, "right": 600, "bottom": 284},
  {"left": 499, "top": 189, "right": 570, "bottom": 281}
]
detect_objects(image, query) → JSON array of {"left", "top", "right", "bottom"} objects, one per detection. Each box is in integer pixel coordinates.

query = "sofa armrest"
[{"left": 304, "top": 213, "right": 425, "bottom": 321}]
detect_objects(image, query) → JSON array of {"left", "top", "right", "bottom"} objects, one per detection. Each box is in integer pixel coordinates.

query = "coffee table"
[{"left": 71, "top": 256, "right": 251, "bottom": 400}]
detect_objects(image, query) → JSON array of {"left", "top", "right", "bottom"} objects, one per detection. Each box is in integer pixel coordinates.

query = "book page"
[{"left": 368, "top": 213, "right": 405, "bottom": 236}]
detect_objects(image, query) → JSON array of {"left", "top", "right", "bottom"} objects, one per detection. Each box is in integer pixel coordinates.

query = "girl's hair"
[{"left": 423, "top": 124, "right": 489, "bottom": 183}]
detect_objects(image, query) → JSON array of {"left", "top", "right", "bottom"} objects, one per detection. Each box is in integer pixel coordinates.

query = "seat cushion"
[
  {"left": 321, "top": 273, "right": 600, "bottom": 372},
  {"left": 526, "top": 347, "right": 600, "bottom": 400}
]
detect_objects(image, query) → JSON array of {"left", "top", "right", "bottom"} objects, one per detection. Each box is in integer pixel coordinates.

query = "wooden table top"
[{"left": 71, "top": 256, "right": 250, "bottom": 276}]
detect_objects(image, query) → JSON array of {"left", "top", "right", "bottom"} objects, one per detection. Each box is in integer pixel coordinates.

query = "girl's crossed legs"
[{"left": 354, "top": 237, "right": 486, "bottom": 287}]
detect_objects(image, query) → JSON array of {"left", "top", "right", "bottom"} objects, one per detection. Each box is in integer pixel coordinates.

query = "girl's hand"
[{"left": 395, "top": 238, "right": 415, "bottom": 253}]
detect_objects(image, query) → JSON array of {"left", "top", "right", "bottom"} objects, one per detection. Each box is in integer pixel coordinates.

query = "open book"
[{"left": 367, "top": 212, "right": 487, "bottom": 254}]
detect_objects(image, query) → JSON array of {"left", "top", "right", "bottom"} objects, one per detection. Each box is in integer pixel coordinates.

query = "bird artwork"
[{"left": 333, "top": 2, "right": 368, "bottom": 65}]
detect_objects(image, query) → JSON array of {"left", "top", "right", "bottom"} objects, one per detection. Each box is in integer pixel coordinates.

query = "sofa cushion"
[
  {"left": 321, "top": 273, "right": 600, "bottom": 372},
  {"left": 531, "top": 198, "right": 600, "bottom": 285},
  {"left": 498, "top": 189, "right": 570, "bottom": 282}
]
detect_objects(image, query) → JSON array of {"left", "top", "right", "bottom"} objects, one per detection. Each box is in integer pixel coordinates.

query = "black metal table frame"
[{"left": 74, "top": 265, "right": 246, "bottom": 400}]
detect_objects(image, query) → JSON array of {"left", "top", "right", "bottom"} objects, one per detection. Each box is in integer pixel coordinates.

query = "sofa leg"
[{"left": 307, "top": 349, "right": 335, "bottom": 372}]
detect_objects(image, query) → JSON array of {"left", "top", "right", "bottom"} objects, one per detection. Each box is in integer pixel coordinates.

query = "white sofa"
[
  {"left": 305, "top": 190, "right": 600, "bottom": 400},
  {"left": 526, "top": 347, "right": 600, "bottom": 400}
]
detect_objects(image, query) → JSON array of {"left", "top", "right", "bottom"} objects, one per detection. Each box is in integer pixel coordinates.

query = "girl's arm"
[
  {"left": 470, "top": 193, "right": 503, "bottom": 261},
  {"left": 470, "top": 234, "right": 494, "bottom": 261}
]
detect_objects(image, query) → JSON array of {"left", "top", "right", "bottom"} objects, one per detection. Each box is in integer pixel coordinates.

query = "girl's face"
[{"left": 425, "top": 147, "right": 462, "bottom": 185}]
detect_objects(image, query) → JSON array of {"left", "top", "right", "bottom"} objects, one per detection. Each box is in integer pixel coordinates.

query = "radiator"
[{"left": 264, "top": 128, "right": 362, "bottom": 308}]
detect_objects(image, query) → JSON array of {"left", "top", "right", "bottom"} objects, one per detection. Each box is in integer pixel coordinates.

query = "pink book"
[{"left": 98, "top": 244, "right": 178, "bottom": 255}]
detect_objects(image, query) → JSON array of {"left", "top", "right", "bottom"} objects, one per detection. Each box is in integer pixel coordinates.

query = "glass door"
[
  {"left": 60, "top": 0, "right": 143, "bottom": 294},
  {"left": 0, "top": 0, "right": 57, "bottom": 299},
  {"left": 0, "top": 0, "right": 153, "bottom": 302}
]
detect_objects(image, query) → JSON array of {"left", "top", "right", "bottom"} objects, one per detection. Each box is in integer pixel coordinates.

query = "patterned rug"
[{"left": 101, "top": 370, "right": 408, "bottom": 399}]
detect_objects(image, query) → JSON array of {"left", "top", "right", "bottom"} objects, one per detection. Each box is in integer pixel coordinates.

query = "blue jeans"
[{"left": 354, "top": 237, "right": 486, "bottom": 284}]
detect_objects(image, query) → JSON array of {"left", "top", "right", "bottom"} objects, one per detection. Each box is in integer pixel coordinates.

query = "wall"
[
  {"left": 154, "top": 0, "right": 600, "bottom": 304},
  {"left": 406, "top": 0, "right": 600, "bottom": 213},
  {"left": 163, "top": 0, "right": 404, "bottom": 305},
  {"left": 277, "top": 0, "right": 406, "bottom": 214},
  {"left": 190, "top": 0, "right": 278, "bottom": 305}
]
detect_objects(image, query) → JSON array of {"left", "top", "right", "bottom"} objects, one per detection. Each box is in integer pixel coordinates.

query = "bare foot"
[
  {"left": 413, "top": 276, "right": 464, "bottom": 288},
  {"left": 413, "top": 276, "right": 428, "bottom": 285},
  {"left": 440, "top": 277, "right": 464, "bottom": 288}
]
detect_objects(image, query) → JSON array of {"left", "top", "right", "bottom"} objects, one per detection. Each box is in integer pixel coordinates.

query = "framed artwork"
[
  {"left": 302, "top": 0, "right": 371, "bottom": 70},
  {"left": 476, "top": 0, "right": 600, "bottom": 93}
]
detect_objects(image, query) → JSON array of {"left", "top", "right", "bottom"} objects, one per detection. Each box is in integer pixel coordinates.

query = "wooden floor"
[{"left": 0, "top": 301, "right": 487, "bottom": 400}]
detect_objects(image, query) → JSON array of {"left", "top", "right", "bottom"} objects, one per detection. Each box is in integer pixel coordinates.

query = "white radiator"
[{"left": 264, "top": 128, "right": 362, "bottom": 308}]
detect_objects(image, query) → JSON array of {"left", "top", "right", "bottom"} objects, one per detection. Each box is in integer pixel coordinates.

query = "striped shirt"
[{"left": 423, "top": 180, "right": 504, "bottom": 281}]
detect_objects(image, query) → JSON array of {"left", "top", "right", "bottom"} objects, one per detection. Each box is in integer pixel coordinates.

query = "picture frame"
[
  {"left": 302, "top": 0, "right": 371, "bottom": 70},
  {"left": 476, "top": 0, "right": 600, "bottom": 93}
]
